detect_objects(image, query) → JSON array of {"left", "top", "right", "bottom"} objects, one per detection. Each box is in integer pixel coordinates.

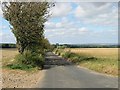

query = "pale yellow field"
[
  {"left": 65, "top": 48, "right": 118, "bottom": 59},
  {"left": 64, "top": 48, "right": 118, "bottom": 76},
  {"left": 1, "top": 48, "right": 18, "bottom": 66},
  {"left": 1, "top": 48, "right": 119, "bottom": 76}
]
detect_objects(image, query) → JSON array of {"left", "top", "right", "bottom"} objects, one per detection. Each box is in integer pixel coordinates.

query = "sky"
[{"left": 0, "top": 2, "right": 118, "bottom": 44}]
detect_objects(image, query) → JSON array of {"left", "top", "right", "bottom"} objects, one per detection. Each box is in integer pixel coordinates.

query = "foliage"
[
  {"left": 42, "top": 38, "right": 54, "bottom": 51},
  {"left": 15, "top": 50, "right": 45, "bottom": 68},
  {"left": 2, "top": 2, "right": 54, "bottom": 54},
  {"left": 55, "top": 49, "right": 97, "bottom": 64},
  {"left": 0, "top": 44, "right": 16, "bottom": 48},
  {"left": 2, "top": 2, "right": 54, "bottom": 68},
  {"left": 56, "top": 48, "right": 118, "bottom": 76},
  {"left": 6, "top": 63, "right": 33, "bottom": 70},
  {"left": 53, "top": 44, "right": 118, "bottom": 48},
  {"left": 6, "top": 50, "right": 45, "bottom": 70},
  {"left": 61, "top": 51, "right": 72, "bottom": 58}
]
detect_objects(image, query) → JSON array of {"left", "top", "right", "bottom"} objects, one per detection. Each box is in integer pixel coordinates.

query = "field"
[
  {"left": 65, "top": 48, "right": 118, "bottom": 76},
  {"left": 1, "top": 48, "right": 18, "bottom": 66},
  {"left": 1, "top": 48, "right": 43, "bottom": 88},
  {"left": 1, "top": 48, "right": 119, "bottom": 76}
]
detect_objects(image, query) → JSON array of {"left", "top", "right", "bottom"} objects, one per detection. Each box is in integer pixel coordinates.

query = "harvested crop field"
[
  {"left": 65, "top": 48, "right": 118, "bottom": 76},
  {"left": 1, "top": 48, "right": 18, "bottom": 66},
  {"left": 66, "top": 48, "right": 118, "bottom": 57},
  {"left": 1, "top": 48, "right": 43, "bottom": 88}
]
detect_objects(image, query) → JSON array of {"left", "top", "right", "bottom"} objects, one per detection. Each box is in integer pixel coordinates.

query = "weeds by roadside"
[
  {"left": 54, "top": 49, "right": 97, "bottom": 64},
  {"left": 54, "top": 48, "right": 118, "bottom": 76},
  {"left": 6, "top": 51, "right": 44, "bottom": 70},
  {"left": 2, "top": 49, "right": 44, "bottom": 71}
]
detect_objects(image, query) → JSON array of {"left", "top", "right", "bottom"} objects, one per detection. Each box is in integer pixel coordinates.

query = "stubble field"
[
  {"left": 65, "top": 48, "right": 118, "bottom": 76},
  {"left": 1, "top": 48, "right": 119, "bottom": 76},
  {"left": 1, "top": 48, "right": 43, "bottom": 88},
  {"left": 1, "top": 48, "right": 18, "bottom": 66}
]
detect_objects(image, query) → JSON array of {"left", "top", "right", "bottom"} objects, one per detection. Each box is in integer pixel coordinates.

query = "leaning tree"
[
  {"left": 2, "top": 2, "right": 54, "bottom": 54},
  {"left": 2, "top": 2, "right": 54, "bottom": 67}
]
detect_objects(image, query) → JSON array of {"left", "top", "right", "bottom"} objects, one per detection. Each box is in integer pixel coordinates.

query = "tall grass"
[
  {"left": 54, "top": 48, "right": 118, "bottom": 76},
  {"left": 6, "top": 50, "right": 44, "bottom": 70},
  {"left": 2, "top": 49, "right": 44, "bottom": 70}
]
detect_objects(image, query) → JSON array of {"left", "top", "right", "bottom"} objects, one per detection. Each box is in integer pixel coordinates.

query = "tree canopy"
[
  {"left": 2, "top": 2, "right": 54, "bottom": 68},
  {"left": 2, "top": 2, "right": 54, "bottom": 54}
]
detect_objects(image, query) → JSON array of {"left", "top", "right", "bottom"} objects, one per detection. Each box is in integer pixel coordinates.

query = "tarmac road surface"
[{"left": 36, "top": 52, "right": 118, "bottom": 88}]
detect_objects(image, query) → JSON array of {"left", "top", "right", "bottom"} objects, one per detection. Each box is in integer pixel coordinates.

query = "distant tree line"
[
  {"left": 1, "top": 43, "right": 119, "bottom": 49},
  {"left": 52, "top": 44, "right": 119, "bottom": 48},
  {"left": 0, "top": 43, "right": 16, "bottom": 48}
]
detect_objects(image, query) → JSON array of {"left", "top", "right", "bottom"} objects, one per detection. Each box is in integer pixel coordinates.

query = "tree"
[
  {"left": 2, "top": 2, "right": 54, "bottom": 68},
  {"left": 42, "top": 38, "right": 51, "bottom": 49},
  {"left": 2, "top": 2, "right": 54, "bottom": 54},
  {"left": 42, "top": 38, "right": 54, "bottom": 51}
]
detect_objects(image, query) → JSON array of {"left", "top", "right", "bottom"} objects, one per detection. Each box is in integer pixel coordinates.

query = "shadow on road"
[
  {"left": 38, "top": 52, "right": 118, "bottom": 88},
  {"left": 43, "top": 52, "right": 73, "bottom": 69}
]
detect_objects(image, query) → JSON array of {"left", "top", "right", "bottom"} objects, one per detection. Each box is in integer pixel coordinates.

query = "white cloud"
[
  {"left": 78, "top": 27, "right": 89, "bottom": 33},
  {"left": 56, "top": 22, "right": 62, "bottom": 28},
  {"left": 44, "top": 22, "right": 55, "bottom": 28},
  {"left": 0, "top": 3, "right": 3, "bottom": 16},
  {"left": 74, "top": 5, "right": 86, "bottom": 18},
  {"left": 74, "top": 2, "right": 118, "bottom": 26},
  {"left": 1, "top": 25, "right": 8, "bottom": 29},
  {"left": 45, "top": 17, "right": 76, "bottom": 29},
  {"left": 0, "top": 2, "right": 118, "bottom": 44},
  {"left": 50, "top": 2, "right": 72, "bottom": 17},
  {"left": 45, "top": 28, "right": 118, "bottom": 44},
  {"left": 45, "top": 27, "right": 90, "bottom": 38},
  {"left": 75, "top": 3, "right": 112, "bottom": 17},
  {"left": 0, "top": 31, "right": 16, "bottom": 43}
]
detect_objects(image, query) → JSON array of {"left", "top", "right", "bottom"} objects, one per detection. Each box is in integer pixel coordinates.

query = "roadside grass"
[
  {"left": 54, "top": 48, "right": 118, "bottom": 76},
  {"left": 79, "top": 57, "right": 118, "bottom": 76},
  {"left": 2, "top": 48, "right": 41, "bottom": 71}
]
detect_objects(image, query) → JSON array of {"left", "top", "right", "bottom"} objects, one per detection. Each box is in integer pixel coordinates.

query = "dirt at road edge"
[{"left": 2, "top": 68, "right": 45, "bottom": 88}]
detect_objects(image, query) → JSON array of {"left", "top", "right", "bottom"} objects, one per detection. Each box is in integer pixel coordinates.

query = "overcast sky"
[{"left": 0, "top": 2, "right": 118, "bottom": 44}]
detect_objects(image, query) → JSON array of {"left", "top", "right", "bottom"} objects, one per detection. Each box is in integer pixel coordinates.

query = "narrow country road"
[{"left": 36, "top": 52, "right": 118, "bottom": 88}]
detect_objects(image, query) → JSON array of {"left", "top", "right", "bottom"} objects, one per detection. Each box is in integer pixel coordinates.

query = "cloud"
[
  {"left": 0, "top": 31, "right": 16, "bottom": 43},
  {"left": 0, "top": 3, "right": 3, "bottom": 16},
  {"left": 45, "top": 28, "right": 118, "bottom": 44},
  {"left": 50, "top": 2, "right": 72, "bottom": 17},
  {"left": 74, "top": 2, "right": 118, "bottom": 26},
  {"left": 45, "top": 17, "right": 76, "bottom": 29},
  {"left": 91, "top": 2, "right": 108, "bottom": 7},
  {"left": 45, "top": 27, "right": 90, "bottom": 39},
  {"left": 1, "top": 25, "right": 8, "bottom": 29},
  {"left": 78, "top": 27, "right": 89, "bottom": 33},
  {"left": 0, "top": 2, "right": 118, "bottom": 44},
  {"left": 44, "top": 21, "right": 55, "bottom": 29}
]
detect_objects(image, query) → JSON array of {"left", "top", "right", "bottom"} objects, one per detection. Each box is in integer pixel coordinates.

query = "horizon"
[{"left": 0, "top": 42, "right": 118, "bottom": 45}]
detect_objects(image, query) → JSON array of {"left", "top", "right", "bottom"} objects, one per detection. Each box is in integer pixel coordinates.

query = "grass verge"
[
  {"left": 2, "top": 49, "right": 44, "bottom": 71},
  {"left": 54, "top": 48, "right": 118, "bottom": 76}
]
